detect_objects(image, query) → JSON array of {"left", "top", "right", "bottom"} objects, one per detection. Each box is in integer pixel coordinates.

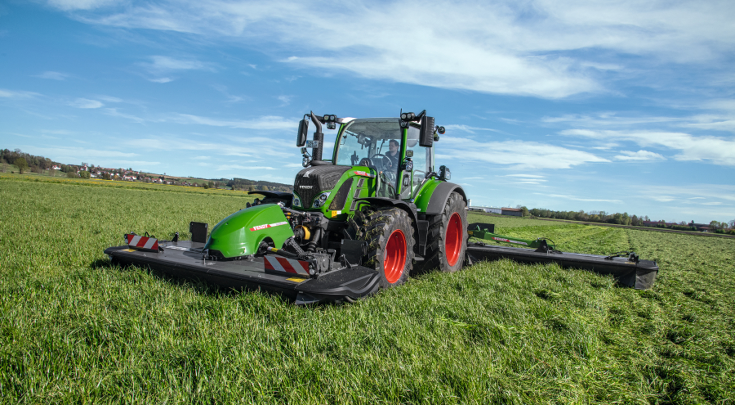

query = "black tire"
[
  {"left": 349, "top": 207, "right": 414, "bottom": 288},
  {"left": 417, "top": 191, "right": 468, "bottom": 273}
]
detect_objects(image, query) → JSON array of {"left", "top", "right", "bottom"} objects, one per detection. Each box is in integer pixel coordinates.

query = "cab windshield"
[{"left": 335, "top": 118, "right": 401, "bottom": 173}]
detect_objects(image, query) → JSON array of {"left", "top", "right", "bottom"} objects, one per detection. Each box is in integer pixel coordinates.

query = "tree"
[
  {"left": 79, "top": 171, "right": 90, "bottom": 179},
  {"left": 67, "top": 171, "right": 78, "bottom": 178},
  {"left": 15, "top": 157, "right": 28, "bottom": 174},
  {"left": 520, "top": 206, "right": 529, "bottom": 217}
]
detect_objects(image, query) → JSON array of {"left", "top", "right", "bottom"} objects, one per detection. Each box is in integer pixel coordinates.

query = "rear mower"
[{"left": 105, "top": 110, "right": 657, "bottom": 304}]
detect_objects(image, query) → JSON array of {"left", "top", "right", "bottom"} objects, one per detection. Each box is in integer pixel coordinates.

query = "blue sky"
[{"left": 1, "top": 0, "right": 734, "bottom": 223}]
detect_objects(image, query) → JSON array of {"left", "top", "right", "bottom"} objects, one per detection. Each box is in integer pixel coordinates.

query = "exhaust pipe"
[{"left": 310, "top": 111, "right": 324, "bottom": 161}]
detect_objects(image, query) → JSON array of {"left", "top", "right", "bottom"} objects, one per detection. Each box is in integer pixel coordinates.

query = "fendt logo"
[
  {"left": 300, "top": 185, "right": 313, "bottom": 189},
  {"left": 249, "top": 221, "right": 288, "bottom": 232},
  {"left": 303, "top": 169, "right": 314, "bottom": 178}
]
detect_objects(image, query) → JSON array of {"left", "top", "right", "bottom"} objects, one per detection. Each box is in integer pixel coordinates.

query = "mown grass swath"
[{"left": 1, "top": 176, "right": 733, "bottom": 403}]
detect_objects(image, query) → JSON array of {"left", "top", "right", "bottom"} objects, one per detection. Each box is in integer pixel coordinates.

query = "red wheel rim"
[
  {"left": 383, "top": 229, "right": 406, "bottom": 284},
  {"left": 445, "top": 213, "right": 462, "bottom": 266}
]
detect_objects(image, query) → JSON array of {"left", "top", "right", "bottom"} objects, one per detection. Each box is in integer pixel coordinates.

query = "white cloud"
[
  {"left": 444, "top": 124, "right": 501, "bottom": 134},
  {"left": 96, "top": 95, "right": 122, "bottom": 102},
  {"left": 35, "top": 71, "right": 69, "bottom": 80},
  {"left": 440, "top": 135, "right": 609, "bottom": 169},
  {"left": 47, "top": 0, "right": 118, "bottom": 11},
  {"left": 505, "top": 174, "right": 545, "bottom": 178},
  {"left": 277, "top": 95, "right": 292, "bottom": 106},
  {"left": 146, "top": 55, "right": 211, "bottom": 71},
  {"left": 642, "top": 184, "right": 735, "bottom": 204},
  {"left": 0, "top": 89, "right": 39, "bottom": 98},
  {"left": 68, "top": 0, "right": 735, "bottom": 99},
  {"left": 104, "top": 108, "right": 145, "bottom": 123},
  {"left": 69, "top": 98, "right": 104, "bottom": 108},
  {"left": 170, "top": 113, "right": 297, "bottom": 130},
  {"left": 536, "top": 193, "right": 623, "bottom": 204},
  {"left": 614, "top": 150, "right": 666, "bottom": 161},
  {"left": 18, "top": 146, "right": 138, "bottom": 164},
  {"left": 216, "top": 164, "right": 275, "bottom": 171},
  {"left": 137, "top": 56, "right": 215, "bottom": 83},
  {"left": 561, "top": 129, "right": 735, "bottom": 166},
  {"left": 123, "top": 133, "right": 297, "bottom": 159}
]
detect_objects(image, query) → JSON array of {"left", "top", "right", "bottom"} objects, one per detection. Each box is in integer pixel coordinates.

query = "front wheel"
[
  {"left": 351, "top": 207, "right": 415, "bottom": 288},
  {"left": 418, "top": 191, "right": 468, "bottom": 273}
]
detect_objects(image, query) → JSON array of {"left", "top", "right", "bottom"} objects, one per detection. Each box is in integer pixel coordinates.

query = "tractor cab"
[{"left": 295, "top": 111, "right": 446, "bottom": 208}]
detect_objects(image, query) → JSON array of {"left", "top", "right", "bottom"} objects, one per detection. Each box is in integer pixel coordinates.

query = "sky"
[{"left": 1, "top": 0, "right": 734, "bottom": 224}]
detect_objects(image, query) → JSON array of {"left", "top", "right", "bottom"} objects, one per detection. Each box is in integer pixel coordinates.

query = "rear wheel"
[
  {"left": 417, "top": 191, "right": 468, "bottom": 273},
  {"left": 350, "top": 207, "right": 414, "bottom": 288}
]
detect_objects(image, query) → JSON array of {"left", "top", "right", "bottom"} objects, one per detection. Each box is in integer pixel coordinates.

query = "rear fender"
[{"left": 416, "top": 181, "right": 467, "bottom": 215}]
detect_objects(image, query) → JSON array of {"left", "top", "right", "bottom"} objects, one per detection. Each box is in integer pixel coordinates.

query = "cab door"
[{"left": 400, "top": 125, "right": 432, "bottom": 200}]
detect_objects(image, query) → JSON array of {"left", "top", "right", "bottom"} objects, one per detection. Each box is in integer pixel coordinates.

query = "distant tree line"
[
  {"left": 227, "top": 178, "right": 293, "bottom": 192},
  {"left": 529, "top": 208, "right": 735, "bottom": 234},
  {"left": 1, "top": 148, "right": 56, "bottom": 174},
  {"left": 529, "top": 208, "right": 645, "bottom": 225}
]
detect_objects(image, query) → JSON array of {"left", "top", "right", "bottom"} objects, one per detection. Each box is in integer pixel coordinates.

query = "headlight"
[
  {"left": 292, "top": 194, "right": 302, "bottom": 208},
  {"left": 312, "top": 192, "right": 331, "bottom": 208}
]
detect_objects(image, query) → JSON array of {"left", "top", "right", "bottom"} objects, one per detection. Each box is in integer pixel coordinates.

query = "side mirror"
[
  {"left": 439, "top": 165, "right": 451, "bottom": 181},
  {"left": 419, "top": 116, "right": 435, "bottom": 147},
  {"left": 296, "top": 118, "right": 309, "bottom": 147}
]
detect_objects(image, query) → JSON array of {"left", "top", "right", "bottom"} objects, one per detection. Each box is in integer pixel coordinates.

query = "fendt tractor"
[{"left": 106, "top": 110, "right": 658, "bottom": 304}]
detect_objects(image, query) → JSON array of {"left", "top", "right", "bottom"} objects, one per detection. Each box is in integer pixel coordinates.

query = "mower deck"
[
  {"left": 466, "top": 242, "right": 658, "bottom": 290},
  {"left": 104, "top": 240, "right": 381, "bottom": 304}
]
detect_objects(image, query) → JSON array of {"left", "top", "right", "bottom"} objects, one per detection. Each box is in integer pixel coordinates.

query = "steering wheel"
[{"left": 370, "top": 154, "right": 393, "bottom": 170}]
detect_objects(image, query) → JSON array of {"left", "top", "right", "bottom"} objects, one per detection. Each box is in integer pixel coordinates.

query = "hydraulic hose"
[{"left": 306, "top": 227, "right": 322, "bottom": 252}]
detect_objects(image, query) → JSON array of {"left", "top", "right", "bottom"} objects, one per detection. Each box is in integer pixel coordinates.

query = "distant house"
[
  {"left": 501, "top": 207, "right": 523, "bottom": 217},
  {"left": 470, "top": 206, "right": 502, "bottom": 214},
  {"left": 51, "top": 165, "right": 61, "bottom": 170}
]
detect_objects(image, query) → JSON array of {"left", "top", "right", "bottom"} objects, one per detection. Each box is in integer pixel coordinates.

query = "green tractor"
[
  {"left": 106, "top": 110, "right": 659, "bottom": 304},
  {"left": 204, "top": 110, "right": 468, "bottom": 288}
]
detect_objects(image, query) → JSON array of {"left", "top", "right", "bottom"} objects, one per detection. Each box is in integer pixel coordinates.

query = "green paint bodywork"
[
  {"left": 204, "top": 204, "right": 294, "bottom": 257},
  {"left": 467, "top": 224, "right": 555, "bottom": 250},
  {"left": 413, "top": 178, "right": 443, "bottom": 214},
  {"left": 203, "top": 119, "right": 453, "bottom": 259},
  {"left": 292, "top": 166, "right": 377, "bottom": 220}
]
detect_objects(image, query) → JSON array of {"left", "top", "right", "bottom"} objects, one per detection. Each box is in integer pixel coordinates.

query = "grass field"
[{"left": 1, "top": 175, "right": 734, "bottom": 403}]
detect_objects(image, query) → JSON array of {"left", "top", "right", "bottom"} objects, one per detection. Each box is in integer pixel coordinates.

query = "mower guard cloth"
[
  {"left": 105, "top": 240, "right": 380, "bottom": 304},
  {"left": 466, "top": 243, "right": 658, "bottom": 290}
]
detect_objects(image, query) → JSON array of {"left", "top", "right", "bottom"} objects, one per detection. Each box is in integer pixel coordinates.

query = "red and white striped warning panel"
[
  {"left": 125, "top": 234, "right": 160, "bottom": 251},
  {"left": 264, "top": 255, "right": 311, "bottom": 276}
]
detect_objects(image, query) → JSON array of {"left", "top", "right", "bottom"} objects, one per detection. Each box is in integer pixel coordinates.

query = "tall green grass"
[{"left": 1, "top": 177, "right": 734, "bottom": 403}]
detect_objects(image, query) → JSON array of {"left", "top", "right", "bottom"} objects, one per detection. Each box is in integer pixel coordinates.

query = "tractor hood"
[
  {"left": 293, "top": 165, "right": 351, "bottom": 208},
  {"left": 204, "top": 204, "right": 294, "bottom": 259}
]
